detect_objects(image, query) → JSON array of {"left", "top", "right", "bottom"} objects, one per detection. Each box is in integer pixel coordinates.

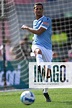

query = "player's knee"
[{"left": 34, "top": 48, "right": 42, "bottom": 55}]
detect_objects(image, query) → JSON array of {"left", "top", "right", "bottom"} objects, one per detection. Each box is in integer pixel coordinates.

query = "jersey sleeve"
[{"left": 41, "top": 17, "right": 51, "bottom": 30}]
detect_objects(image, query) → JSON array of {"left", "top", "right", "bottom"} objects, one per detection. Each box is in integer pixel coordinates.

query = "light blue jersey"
[{"left": 32, "top": 15, "right": 52, "bottom": 50}]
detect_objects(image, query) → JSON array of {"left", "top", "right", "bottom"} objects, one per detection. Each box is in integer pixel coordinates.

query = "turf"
[{"left": 0, "top": 88, "right": 72, "bottom": 108}]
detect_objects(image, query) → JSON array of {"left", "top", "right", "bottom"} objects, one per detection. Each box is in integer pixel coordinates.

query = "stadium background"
[{"left": 0, "top": 0, "right": 72, "bottom": 89}]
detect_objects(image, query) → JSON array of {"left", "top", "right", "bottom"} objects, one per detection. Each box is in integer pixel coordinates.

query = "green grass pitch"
[{"left": 0, "top": 88, "right": 72, "bottom": 108}]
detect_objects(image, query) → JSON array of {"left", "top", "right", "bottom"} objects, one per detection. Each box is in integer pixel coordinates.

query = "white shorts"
[{"left": 32, "top": 45, "right": 52, "bottom": 62}]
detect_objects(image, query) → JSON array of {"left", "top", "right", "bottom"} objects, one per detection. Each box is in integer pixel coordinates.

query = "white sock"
[
  {"left": 36, "top": 54, "right": 44, "bottom": 66},
  {"left": 43, "top": 78, "right": 48, "bottom": 93},
  {"left": 36, "top": 54, "right": 44, "bottom": 77},
  {"left": 43, "top": 88, "right": 48, "bottom": 93},
  {"left": 36, "top": 54, "right": 48, "bottom": 93}
]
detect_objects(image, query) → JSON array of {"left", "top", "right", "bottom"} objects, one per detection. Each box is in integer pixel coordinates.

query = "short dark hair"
[{"left": 34, "top": 3, "right": 43, "bottom": 9}]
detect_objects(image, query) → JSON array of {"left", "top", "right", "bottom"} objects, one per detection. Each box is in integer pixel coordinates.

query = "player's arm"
[{"left": 21, "top": 25, "right": 46, "bottom": 35}]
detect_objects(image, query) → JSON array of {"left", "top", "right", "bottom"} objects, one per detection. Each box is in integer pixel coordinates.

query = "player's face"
[{"left": 34, "top": 5, "right": 43, "bottom": 19}]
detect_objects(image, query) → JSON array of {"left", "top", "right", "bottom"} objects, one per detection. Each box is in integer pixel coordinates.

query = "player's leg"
[
  {"left": 42, "top": 48, "right": 52, "bottom": 102},
  {"left": 43, "top": 89, "right": 51, "bottom": 102},
  {"left": 32, "top": 45, "right": 44, "bottom": 71},
  {"left": 35, "top": 48, "right": 44, "bottom": 65},
  {"left": 35, "top": 48, "right": 52, "bottom": 102},
  {"left": 32, "top": 45, "right": 52, "bottom": 102},
  {"left": 42, "top": 69, "right": 51, "bottom": 102}
]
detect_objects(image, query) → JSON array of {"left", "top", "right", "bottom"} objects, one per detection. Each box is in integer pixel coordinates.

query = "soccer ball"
[{"left": 20, "top": 91, "right": 35, "bottom": 105}]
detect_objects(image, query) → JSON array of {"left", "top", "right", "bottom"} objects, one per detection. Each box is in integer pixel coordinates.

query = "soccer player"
[{"left": 21, "top": 3, "right": 52, "bottom": 102}]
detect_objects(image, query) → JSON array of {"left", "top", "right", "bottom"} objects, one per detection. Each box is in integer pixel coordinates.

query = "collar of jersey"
[{"left": 36, "top": 15, "right": 44, "bottom": 21}]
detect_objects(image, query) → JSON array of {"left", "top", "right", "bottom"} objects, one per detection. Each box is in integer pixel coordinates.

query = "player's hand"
[{"left": 21, "top": 25, "right": 28, "bottom": 29}]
